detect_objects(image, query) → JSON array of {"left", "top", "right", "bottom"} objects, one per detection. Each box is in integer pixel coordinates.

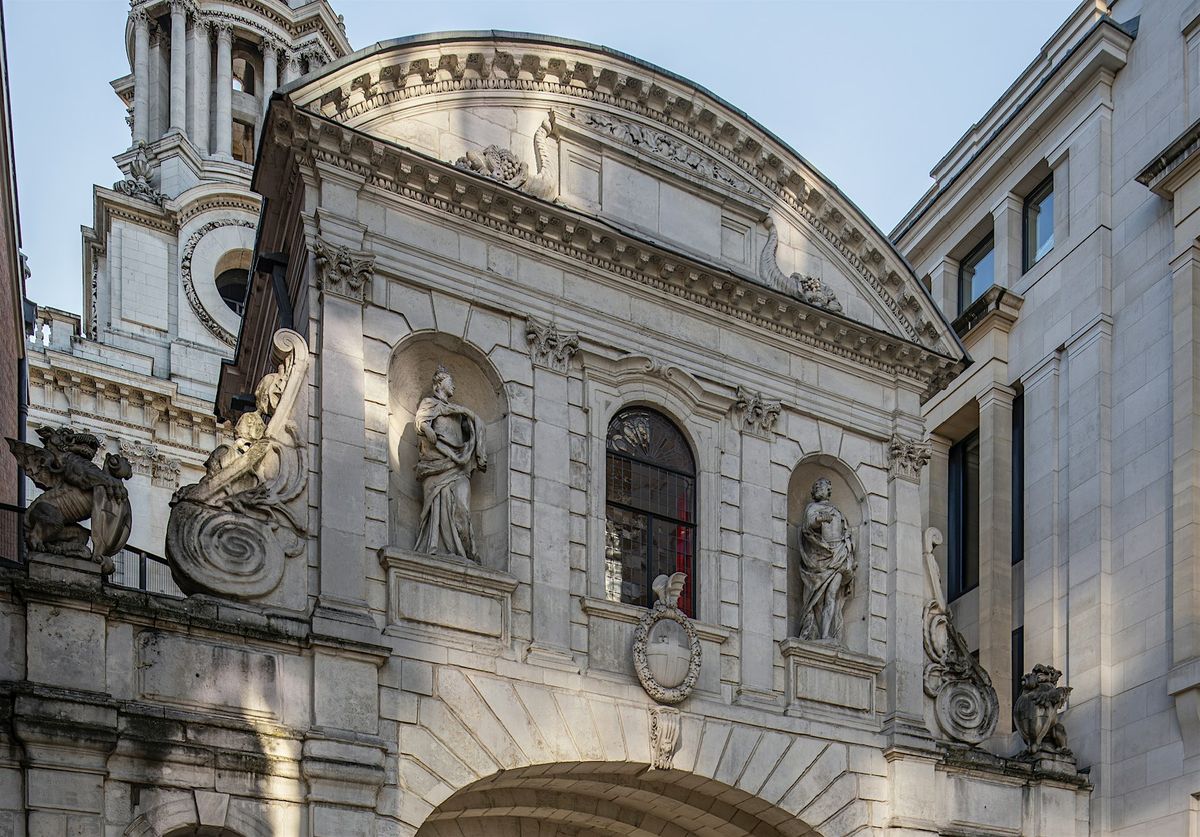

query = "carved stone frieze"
[
  {"left": 113, "top": 141, "right": 165, "bottom": 206},
  {"left": 180, "top": 219, "right": 256, "bottom": 348},
  {"left": 573, "top": 109, "right": 754, "bottom": 196},
  {"left": 454, "top": 115, "right": 558, "bottom": 201},
  {"left": 525, "top": 316, "right": 579, "bottom": 372},
  {"left": 5, "top": 426, "right": 133, "bottom": 574},
  {"left": 760, "top": 218, "right": 841, "bottom": 313},
  {"left": 633, "top": 572, "right": 702, "bottom": 705},
  {"left": 649, "top": 706, "right": 681, "bottom": 770},
  {"left": 731, "top": 386, "right": 781, "bottom": 435},
  {"left": 888, "top": 434, "right": 931, "bottom": 483},
  {"left": 922, "top": 527, "right": 999, "bottom": 745},
  {"left": 313, "top": 238, "right": 374, "bottom": 303},
  {"left": 118, "top": 439, "right": 182, "bottom": 488},
  {"left": 166, "top": 329, "right": 309, "bottom": 599}
]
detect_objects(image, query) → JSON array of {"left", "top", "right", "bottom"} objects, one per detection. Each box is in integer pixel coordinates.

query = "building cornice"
[
  {"left": 1137, "top": 115, "right": 1200, "bottom": 198},
  {"left": 278, "top": 34, "right": 961, "bottom": 361},
  {"left": 264, "top": 103, "right": 964, "bottom": 400}
]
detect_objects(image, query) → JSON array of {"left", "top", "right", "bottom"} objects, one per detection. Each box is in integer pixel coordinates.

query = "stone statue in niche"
[
  {"left": 797, "top": 477, "right": 855, "bottom": 641},
  {"left": 414, "top": 366, "right": 488, "bottom": 562},
  {"left": 6, "top": 426, "right": 133, "bottom": 574}
]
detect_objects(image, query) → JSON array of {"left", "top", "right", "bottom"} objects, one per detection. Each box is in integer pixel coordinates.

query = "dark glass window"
[
  {"left": 957, "top": 235, "right": 995, "bottom": 315},
  {"left": 1023, "top": 176, "right": 1054, "bottom": 271},
  {"left": 605, "top": 408, "right": 696, "bottom": 616},
  {"left": 215, "top": 268, "right": 249, "bottom": 315},
  {"left": 1012, "top": 393, "right": 1024, "bottom": 565},
  {"left": 1012, "top": 625, "right": 1025, "bottom": 729},
  {"left": 232, "top": 120, "right": 256, "bottom": 164},
  {"left": 948, "top": 431, "right": 980, "bottom": 599}
]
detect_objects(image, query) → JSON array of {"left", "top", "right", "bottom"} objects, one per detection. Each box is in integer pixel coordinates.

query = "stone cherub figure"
[
  {"left": 6, "top": 426, "right": 133, "bottom": 574},
  {"left": 1014, "top": 663, "right": 1073, "bottom": 757},
  {"left": 414, "top": 366, "right": 487, "bottom": 562},
  {"left": 797, "top": 477, "right": 856, "bottom": 641}
]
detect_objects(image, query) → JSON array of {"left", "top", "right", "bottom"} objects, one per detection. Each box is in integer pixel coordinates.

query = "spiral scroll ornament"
[
  {"left": 166, "top": 330, "right": 309, "bottom": 600},
  {"left": 921, "top": 527, "right": 999, "bottom": 745}
]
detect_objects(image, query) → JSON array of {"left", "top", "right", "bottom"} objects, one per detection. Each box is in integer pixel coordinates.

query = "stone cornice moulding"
[
  {"left": 281, "top": 43, "right": 956, "bottom": 358},
  {"left": 268, "top": 106, "right": 963, "bottom": 399},
  {"left": 129, "top": 0, "right": 348, "bottom": 59}
]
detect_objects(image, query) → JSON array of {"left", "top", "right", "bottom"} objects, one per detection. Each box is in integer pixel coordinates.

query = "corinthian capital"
[
  {"left": 888, "top": 434, "right": 931, "bottom": 483},
  {"left": 313, "top": 237, "right": 375, "bottom": 304}
]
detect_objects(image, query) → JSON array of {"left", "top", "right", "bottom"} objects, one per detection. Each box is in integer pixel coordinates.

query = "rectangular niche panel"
[
  {"left": 380, "top": 547, "right": 518, "bottom": 648},
  {"left": 781, "top": 637, "right": 885, "bottom": 729}
]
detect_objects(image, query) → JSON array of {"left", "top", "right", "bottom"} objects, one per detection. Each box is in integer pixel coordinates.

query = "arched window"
[{"left": 605, "top": 407, "right": 696, "bottom": 616}]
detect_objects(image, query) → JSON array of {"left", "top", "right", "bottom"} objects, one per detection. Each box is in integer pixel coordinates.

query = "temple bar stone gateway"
[{"left": 0, "top": 16, "right": 1095, "bottom": 837}]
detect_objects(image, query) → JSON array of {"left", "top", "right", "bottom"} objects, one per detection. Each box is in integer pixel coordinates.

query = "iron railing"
[
  {"left": 108, "top": 543, "right": 184, "bottom": 597},
  {"left": 0, "top": 501, "right": 24, "bottom": 567}
]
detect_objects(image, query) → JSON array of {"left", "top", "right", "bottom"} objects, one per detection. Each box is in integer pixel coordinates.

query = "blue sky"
[{"left": 7, "top": 0, "right": 1078, "bottom": 314}]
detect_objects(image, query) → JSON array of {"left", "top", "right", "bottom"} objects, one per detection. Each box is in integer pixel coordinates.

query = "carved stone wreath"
[
  {"left": 633, "top": 601, "right": 702, "bottom": 705},
  {"left": 180, "top": 219, "right": 256, "bottom": 348}
]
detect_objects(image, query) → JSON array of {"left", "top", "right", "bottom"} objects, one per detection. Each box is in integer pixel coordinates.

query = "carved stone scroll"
[
  {"left": 732, "top": 386, "right": 781, "bottom": 435},
  {"left": 113, "top": 141, "right": 165, "bottom": 206},
  {"left": 525, "top": 316, "right": 579, "bottom": 372},
  {"left": 649, "top": 706, "right": 681, "bottom": 770},
  {"left": 454, "top": 115, "right": 559, "bottom": 201},
  {"left": 760, "top": 217, "right": 842, "bottom": 313},
  {"left": 922, "top": 527, "right": 999, "bottom": 745},
  {"left": 633, "top": 572, "right": 702, "bottom": 705},
  {"left": 166, "top": 329, "right": 309, "bottom": 599},
  {"left": 888, "top": 434, "right": 931, "bottom": 483}
]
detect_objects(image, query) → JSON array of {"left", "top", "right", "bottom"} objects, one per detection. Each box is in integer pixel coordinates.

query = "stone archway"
[{"left": 415, "top": 762, "right": 820, "bottom": 836}]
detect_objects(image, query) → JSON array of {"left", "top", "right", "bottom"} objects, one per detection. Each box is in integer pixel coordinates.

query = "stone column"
[
  {"left": 525, "top": 330, "right": 579, "bottom": 671},
  {"left": 131, "top": 9, "right": 150, "bottom": 145},
  {"left": 977, "top": 383, "right": 1016, "bottom": 730},
  {"left": 214, "top": 21, "right": 233, "bottom": 159},
  {"left": 282, "top": 50, "right": 301, "bottom": 84},
  {"left": 191, "top": 17, "right": 210, "bottom": 154},
  {"left": 884, "top": 432, "right": 933, "bottom": 741},
  {"left": 312, "top": 233, "right": 377, "bottom": 642},
  {"left": 737, "top": 431, "right": 775, "bottom": 705},
  {"left": 168, "top": 0, "right": 187, "bottom": 135},
  {"left": 992, "top": 193, "right": 1024, "bottom": 286},
  {"left": 261, "top": 37, "right": 279, "bottom": 121}
]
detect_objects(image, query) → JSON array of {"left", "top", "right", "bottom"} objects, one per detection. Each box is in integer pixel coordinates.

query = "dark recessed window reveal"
[
  {"left": 604, "top": 407, "right": 696, "bottom": 617},
  {"left": 1023, "top": 175, "right": 1055, "bottom": 272},
  {"left": 958, "top": 234, "right": 995, "bottom": 315},
  {"left": 948, "top": 431, "right": 980, "bottom": 600}
]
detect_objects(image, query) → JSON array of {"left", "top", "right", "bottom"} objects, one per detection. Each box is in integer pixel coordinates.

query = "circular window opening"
[{"left": 215, "top": 268, "right": 249, "bottom": 315}]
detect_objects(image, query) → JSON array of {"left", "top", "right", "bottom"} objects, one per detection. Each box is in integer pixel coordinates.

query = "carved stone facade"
[{"left": 3, "top": 20, "right": 1098, "bottom": 837}]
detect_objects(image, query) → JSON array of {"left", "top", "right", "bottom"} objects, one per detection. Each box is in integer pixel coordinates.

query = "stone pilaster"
[
  {"left": 736, "top": 431, "right": 775, "bottom": 705},
  {"left": 977, "top": 383, "right": 1015, "bottom": 731},
  {"left": 992, "top": 193, "right": 1023, "bottom": 285}
]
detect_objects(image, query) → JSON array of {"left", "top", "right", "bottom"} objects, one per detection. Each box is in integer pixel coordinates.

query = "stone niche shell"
[{"left": 387, "top": 331, "right": 510, "bottom": 569}]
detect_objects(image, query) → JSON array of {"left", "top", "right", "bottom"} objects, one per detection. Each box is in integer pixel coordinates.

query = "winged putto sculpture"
[{"left": 6, "top": 426, "right": 133, "bottom": 574}]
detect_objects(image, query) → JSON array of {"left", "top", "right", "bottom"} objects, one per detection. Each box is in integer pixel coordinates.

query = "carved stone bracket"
[
  {"left": 314, "top": 238, "right": 374, "bottom": 303},
  {"left": 113, "top": 141, "right": 165, "bottom": 206},
  {"left": 888, "top": 434, "right": 931, "bottom": 483},
  {"left": 525, "top": 316, "right": 579, "bottom": 372},
  {"left": 649, "top": 706, "right": 681, "bottom": 770},
  {"left": 731, "top": 386, "right": 781, "bottom": 435},
  {"left": 166, "top": 329, "right": 309, "bottom": 599},
  {"left": 760, "top": 217, "right": 842, "bottom": 313},
  {"left": 633, "top": 572, "right": 702, "bottom": 705},
  {"left": 922, "top": 528, "right": 998, "bottom": 745}
]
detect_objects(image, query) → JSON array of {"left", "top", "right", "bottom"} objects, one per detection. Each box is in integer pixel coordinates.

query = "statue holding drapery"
[
  {"left": 414, "top": 366, "right": 487, "bottom": 562},
  {"left": 797, "top": 477, "right": 855, "bottom": 641}
]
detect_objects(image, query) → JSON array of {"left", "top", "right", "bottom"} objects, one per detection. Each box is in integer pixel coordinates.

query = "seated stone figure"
[{"left": 414, "top": 366, "right": 487, "bottom": 562}]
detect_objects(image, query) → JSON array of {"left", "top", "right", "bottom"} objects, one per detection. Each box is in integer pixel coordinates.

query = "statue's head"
[
  {"left": 810, "top": 477, "right": 832, "bottom": 501},
  {"left": 432, "top": 365, "right": 455, "bottom": 399}
]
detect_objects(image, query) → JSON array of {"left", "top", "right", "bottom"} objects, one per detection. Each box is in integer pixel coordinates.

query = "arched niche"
[
  {"left": 388, "top": 331, "right": 510, "bottom": 569},
  {"left": 787, "top": 453, "right": 870, "bottom": 653}
]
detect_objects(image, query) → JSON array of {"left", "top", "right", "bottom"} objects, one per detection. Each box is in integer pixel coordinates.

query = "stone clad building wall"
[{"left": 0, "top": 17, "right": 1098, "bottom": 837}]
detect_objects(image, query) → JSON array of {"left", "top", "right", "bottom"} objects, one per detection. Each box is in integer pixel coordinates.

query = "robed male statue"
[
  {"left": 414, "top": 366, "right": 487, "bottom": 562},
  {"left": 797, "top": 477, "right": 855, "bottom": 641}
]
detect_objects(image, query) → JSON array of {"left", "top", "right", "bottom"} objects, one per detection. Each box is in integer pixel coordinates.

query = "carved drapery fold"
[
  {"left": 166, "top": 329, "right": 309, "bottom": 599},
  {"left": 922, "top": 527, "right": 999, "bottom": 745},
  {"left": 314, "top": 238, "right": 374, "bottom": 303},
  {"left": 888, "top": 434, "right": 931, "bottom": 482},
  {"left": 525, "top": 316, "right": 579, "bottom": 372}
]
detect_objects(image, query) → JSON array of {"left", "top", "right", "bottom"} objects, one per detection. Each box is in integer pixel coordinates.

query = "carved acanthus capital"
[
  {"left": 732, "top": 386, "right": 781, "bottom": 435},
  {"left": 525, "top": 316, "right": 579, "bottom": 372},
  {"left": 130, "top": 8, "right": 151, "bottom": 27},
  {"left": 888, "top": 434, "right": 931, "bottom": 482},
  {"left": 313, "top": 238, "right": 374, "bottom": 303},
  {"left": 212, "top": 19, "right": 234, "bottom": 39},
  {"left": 118, "top": 439, "right": 182, "bottom": 488}
]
